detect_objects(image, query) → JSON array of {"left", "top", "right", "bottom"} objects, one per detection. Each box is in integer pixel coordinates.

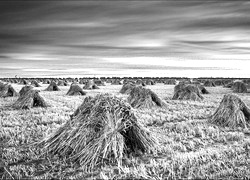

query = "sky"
[{"left": 0, "top": 1, "right": 250, "bottom": 78}]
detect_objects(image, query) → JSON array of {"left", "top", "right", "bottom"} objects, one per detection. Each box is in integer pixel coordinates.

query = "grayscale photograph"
[{"left": 0, "top": 0, "right": 250, "bottom": 179}]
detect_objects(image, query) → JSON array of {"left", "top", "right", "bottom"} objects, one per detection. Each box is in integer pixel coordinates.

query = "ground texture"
[{"left": 0, "top": 83, "right": 250, "bottom": 179}]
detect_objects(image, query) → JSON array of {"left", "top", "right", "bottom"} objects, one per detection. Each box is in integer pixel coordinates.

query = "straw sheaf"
[
  {"left": 210, "top": 94, "right": 250, "bottom": 128},
  {"left": 119, "top": 83, "right": 136, "bottom": 94},
  {"left": 111, "top": 80, "right": 122, "bottom": 85},
  {"left": 83, "top": 80, "right": 100, "bottom": 90},
  {"left": 232, "top": 81, "right": 247, "bottom": 93},
  {"left": 0, "top": 84, "right": 18, "bottom": 97},
  {"left": 19, "top": 85, "right": 34, "bottom": 97},
  {"left": 198, "top": 85, "right": 209, "bottom": 94},
  {"left": 94, "top": 80, "right": 106, "bottom": 86},
  {"left": 0, "top": 81, "right": 5, "bottom": 87},
  {"left": 57, "top": 80, "right": 68, "bottom": 86},
  {"left": 128, "top": 86, "right": 165, "bottom": 108},
  {"left": 31, "top": 80, "right": 41, "bottom": 87},
  {"left": 204, "top": 80, "right": 215, "bottom": 87},
  {"left": 41, "top": 93, "right": 157, "bottom": 171},
  {"left": 13, "top": 89, "right": 49, "bottom": 109},
  {"left": 66, "top": 84, "right": 86, "bottom": 96},
  {"left": 173, "top": 84, "right": 204, "bottom": 101},
  {"left": 45, "top": 81, "right": 60, "bottom": 91}
]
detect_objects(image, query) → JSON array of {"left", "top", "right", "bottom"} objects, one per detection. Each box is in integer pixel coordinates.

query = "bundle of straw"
[
  {"left": 19, "top": 85, "right": 34, "bottom": 97},
  {"left": 0, "top": 81, "right": 5, "bottom": 87},
  {"left": 13, "top": 88, "right": 49, "bottom": 109},
  {"left": 83, "top": 80, "right": 100, "bottom": 90},
  {"left": 31, "top": 80, "right": 41, "bottom": 87},
  {"left": 232, "top": 81, "right": 247, "bottom": 93},
  {"left": 0, "top": 84, "right": 18, "bottom": 97},
  {"left": 172, "top": 84, "right": 204, "bottom": 101},
  {"left": 128, "top": 86, "right": 164, "bottom": 108},
  {"left": 145, "top": 80, "right": 155, "bottom": 85},
  {"left": 203, "top": 80, "right": 215, "bottom": 87},
  {"left": 198, "top": 85, "right": 209, "bottom": 94},
  {"left": 111, "top": 79, "right": 122, "bottom": 85},
  {"left": 44, "top": 81, "right": 60, "bottom": 91},
  {"left": 94, "top": 79, "right": 106, "bottom": 86},
  {"left": 43, "top": 79, "right": 51, "bottom": 84},
  {"left": 19, "top": 79, "right": 28, "bottom": 85},
  {"left": 210, "top": 94, "right": 250, "bottom": 128},
  {"left": 57, "top": 80, "right": 68, "bottom": 86},
  {"left": 41, "top": 93, "right": 157, "bottom": 171},
  {"left": 119, "top": 83, "right": 136, "bottom": 94},
  {"left": 66, "top": 83, "right": 86, "bottom": 96}
]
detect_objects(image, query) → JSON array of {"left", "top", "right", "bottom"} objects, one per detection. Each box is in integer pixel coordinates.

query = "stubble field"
[{"left": 0, "top": 83, "right": 250, "bottom": 179}]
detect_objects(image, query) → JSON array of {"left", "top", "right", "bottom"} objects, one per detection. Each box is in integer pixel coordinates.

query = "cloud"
[{"left": 0, "top": 1, "right": 250, "bottom": 77}]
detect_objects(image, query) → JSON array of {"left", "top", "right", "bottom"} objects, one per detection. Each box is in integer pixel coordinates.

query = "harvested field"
[{"left": 0, "top": 82, "right": 250, "bottom": 179}]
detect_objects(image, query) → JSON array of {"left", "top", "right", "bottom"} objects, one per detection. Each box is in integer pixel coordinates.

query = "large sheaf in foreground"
[{"left": 40, "top": 93, "right": 157, "bottom": 171}]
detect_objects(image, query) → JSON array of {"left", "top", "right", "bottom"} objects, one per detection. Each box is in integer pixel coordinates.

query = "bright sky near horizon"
[{"left": 0, "top": 1, "right": 250, "bottom": 78}]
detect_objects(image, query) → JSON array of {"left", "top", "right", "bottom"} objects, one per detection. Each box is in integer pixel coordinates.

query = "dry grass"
[{"left": 0, "top": 83, "right": 250, "bottom": 179}]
